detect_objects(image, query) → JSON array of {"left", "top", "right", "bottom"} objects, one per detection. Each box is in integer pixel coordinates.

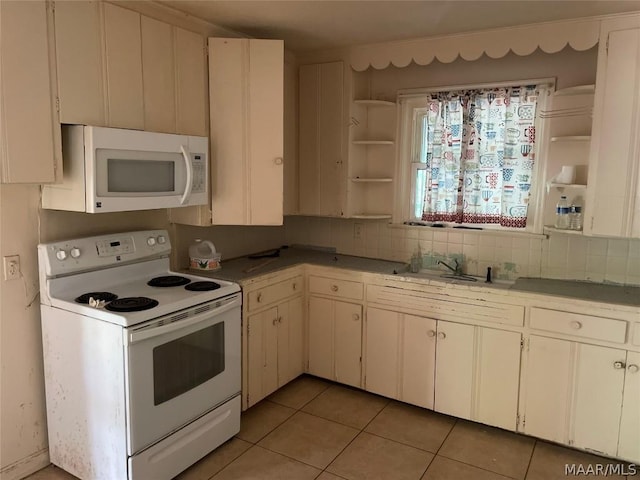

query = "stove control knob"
[
  {"left": 157, "top": 235, "right": 166, "bottom": 245},
  {"left": 55, "top": 249, "right": 68, "bottom": 261},
  {"left": 147, "top": 237, "right": 156, "bottom": 246},
  {"left": 70, "top": 247, "right": 81, "bottom": 259}
]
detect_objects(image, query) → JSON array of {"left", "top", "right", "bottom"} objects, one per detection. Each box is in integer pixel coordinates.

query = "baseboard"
[{"left": 0, "top": 449, "right": 49, "bottom": 480}]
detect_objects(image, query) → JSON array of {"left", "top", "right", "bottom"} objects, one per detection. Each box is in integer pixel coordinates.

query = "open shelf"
[
  {"left": 354, "top": 99, "right": 396, "bottom": 107},
  {"left": 351, "top": 214, "right": 393, "bottom": 219},
  {"left": 546, "top": 182, "right": 587, "bottom": 194},
  {"left": 550, "top": 135, "right": 591, "bottom": 142},
  {"left": 553, "top": 84, "right": 595, "bottom": 97},
  {"left": 544, "top": 226, "right": 584, "bottom": 235},
  {"left": 350, "top": 177, "right": 393, "bottom": 183},
  {"left": 352, "top": 140, "right": 394, "bottom": 145}
]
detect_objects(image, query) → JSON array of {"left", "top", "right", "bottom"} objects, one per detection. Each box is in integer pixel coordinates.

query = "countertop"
[{"left": 189, "top": 246, "right": 640, "bottom": 308}]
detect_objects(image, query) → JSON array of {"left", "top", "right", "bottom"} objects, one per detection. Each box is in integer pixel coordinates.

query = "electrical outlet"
[
  {"left": 353, "top": 223, "right": 363, "bottom": 240},
  {"left": 3, "top": 255, "right": 20, "bottom": 281}
]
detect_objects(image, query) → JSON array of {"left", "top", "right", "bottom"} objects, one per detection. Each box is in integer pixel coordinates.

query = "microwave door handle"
[{"left": 179, "top": 145, "right": 193, "bottom": 205}]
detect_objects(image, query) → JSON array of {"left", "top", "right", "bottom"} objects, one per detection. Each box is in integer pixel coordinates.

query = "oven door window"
[{"left": 152, "top": 322, "right": 225, "bottom": 405}]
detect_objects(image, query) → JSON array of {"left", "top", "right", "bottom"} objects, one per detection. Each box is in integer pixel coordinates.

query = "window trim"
[{"left": 394, "top": 78, "right": 555, "bottom": 234}]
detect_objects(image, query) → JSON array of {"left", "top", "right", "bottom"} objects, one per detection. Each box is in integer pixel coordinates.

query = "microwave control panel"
[{"left": 191, "top": 154, "right": 206, "bottom": 193}]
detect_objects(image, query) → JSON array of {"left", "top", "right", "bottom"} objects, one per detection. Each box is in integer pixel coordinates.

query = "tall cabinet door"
[
  {"left": 0, "top": 0, "right": 61, "bottom": 183},
  {"left": 54, "top": 0, "right": 106, "bottom": 126},
  {"left": 209, "top": 38, "right": 284, "bottom": 225},
  {"left": 334, "top": 301, "right": 362, "bottom": 387},
  {"left": 298, "top": 62, "right": 344, "bottom": 216},
  {"left": 586, "top": 24, "right": 640, "bottom": 237},
  {"left": 434, "top": 321, "right": 475, "bottom": 419},
  {"left": 402, "top": 314, "right": 437, "bottom": 409},
  {"left": 248, "top": 39, "right": 284, "bottom": 224},
  {"left": 618, "top": 351, "right": 640, "bottom": 463},
  {"left": 102, "top": 3, "right": 144, "bottom": 129}
]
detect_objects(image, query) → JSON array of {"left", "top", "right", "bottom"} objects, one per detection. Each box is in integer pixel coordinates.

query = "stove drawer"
[{"left": 247, "top": 275, "right": 303, "bottom": 311}]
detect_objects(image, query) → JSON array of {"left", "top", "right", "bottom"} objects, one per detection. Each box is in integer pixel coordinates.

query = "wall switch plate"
[
  {"left": 354, "top": 223, "right": 363, "bottom": 240},
  {"left": 3, "top": 255, "right": 20, "bottom": 281}
]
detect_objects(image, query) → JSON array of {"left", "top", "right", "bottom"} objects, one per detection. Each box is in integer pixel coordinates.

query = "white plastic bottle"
[
  {"left": 569, "top": 204, "right": 583, "bottom": 231},
  {"left": 555, "top": 195, "right": 570, "bottom": 229}
]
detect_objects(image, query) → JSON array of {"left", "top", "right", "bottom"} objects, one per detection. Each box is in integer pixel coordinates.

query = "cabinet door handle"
[
  {"left": 426, "top": 330, "right": 436, "bottom": 337},
  {"left": 272, "top": 318, "right": 278, "bottom": 326},
  {"left": 570, "top": 321, "right": 582, "bottom": 330},
  {"left": 353, "top": 314, "right": 360, "bottom": 321},
  {"left": 274, "top": 157, "right": 283, "bottom": 165},
  {"left": 279, "top": 316, "right": 283, "bottom": 324},
  {"left": 613, "top": 361, "right": 626, "bottom": 370},
  {"left": 628, "top": 364, "right": 639, "bottom": 373},
  {"left": 437, "top": 332, "right": 446, "bottom": 340},
  {"left": 331, "top": 285, "right": 339, "bottom": 292},
  {"left": 257, "top": 293, "right": 263, "bottom": 303},
  {"left": 292, "top": 283, "right": 297, "bottom": 291}
]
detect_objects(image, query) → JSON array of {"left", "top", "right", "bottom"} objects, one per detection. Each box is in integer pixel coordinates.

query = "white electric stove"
[{"left": 38, "top": 230, "right": 241, "bottom": 480}]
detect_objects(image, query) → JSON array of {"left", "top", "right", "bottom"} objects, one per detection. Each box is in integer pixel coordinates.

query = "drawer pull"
[
  {"left": 613, "top": 361, "right": 626, "bottom": 370},
  {"left": 427, "top": 330, "right": 436, "bottom": 338},
  {"left": 628, "top": 364, "right": 639, "bottom": 373},
  {"left": 257, "top": 293, "right": 263, "bottom": 303},
  {"left": 292, "top": 283, "right": 297, "bottom": 291},
  {"left": 331, "top": 285, "right": 339, "bottom": 292},
  {"left": 353, "top": 314, "right": 360, "bottom": 321},
  {"left": 437, "top": 332, "right": 446, "bottom": 340},
  {"left": 570, "top": 321, "right": 582, "bottom": 330}
]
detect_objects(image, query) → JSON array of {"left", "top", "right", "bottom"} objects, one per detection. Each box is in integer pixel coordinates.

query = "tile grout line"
[{"left": 522, "top": 439, "right": 538, "bottom": 480}]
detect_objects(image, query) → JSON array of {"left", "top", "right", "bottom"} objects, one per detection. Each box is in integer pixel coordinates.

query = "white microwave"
[{"left": 42, "top": 125, "right": 208, "bottom": 213}]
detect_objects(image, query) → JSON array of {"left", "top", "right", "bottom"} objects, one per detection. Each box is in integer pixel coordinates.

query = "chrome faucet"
[
  {"left": 438, "top": 259, "right": 463, "bottom": 276},
  {"left": 437, "top": 259, "right": 478, "bottom": 281}
]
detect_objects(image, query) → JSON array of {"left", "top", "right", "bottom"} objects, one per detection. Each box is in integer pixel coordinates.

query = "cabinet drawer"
[
  {"left": 633, "top": 322, "right": 640, "bottom": 346},
  {"left": 529, "top": 308, "right": 627, "bottom": 344},
  {"left": 308, "top": 276, "right": 363, "bottom": 301},
  {"left": 367, "top": 285, "right": 524, "bottom": 327},
  {"left": 247, "top": 275, "right": 303, "bottom": 311}
]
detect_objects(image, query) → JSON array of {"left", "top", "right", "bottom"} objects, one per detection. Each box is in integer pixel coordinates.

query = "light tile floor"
[{"left": 27, "top": 375, "right": 638, "bottom": 480}]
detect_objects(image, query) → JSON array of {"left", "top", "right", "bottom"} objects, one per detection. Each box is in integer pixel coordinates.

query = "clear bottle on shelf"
[
  {"left": 569, "top": 204, "right": 583, "bottom": 231},
  {"left": 555, "top": 195, "right": 570, "bottom": 229}
]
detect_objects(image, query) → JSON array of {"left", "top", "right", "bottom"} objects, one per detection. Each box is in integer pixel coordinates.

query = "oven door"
[{"left": 125, "top": 293, "right": 241, "bottom": 455}]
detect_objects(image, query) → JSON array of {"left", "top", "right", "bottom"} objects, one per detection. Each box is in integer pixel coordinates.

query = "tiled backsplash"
[{"left": 284, "top": 216, "right": 640, "bottom": 286}]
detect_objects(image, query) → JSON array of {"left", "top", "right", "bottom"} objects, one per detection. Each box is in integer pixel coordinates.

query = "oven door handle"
[{"left": 128, "top": 296, "right": 240, "bottom": 344}]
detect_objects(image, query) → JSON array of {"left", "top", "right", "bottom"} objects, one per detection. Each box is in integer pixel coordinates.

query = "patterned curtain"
[{"left": 421, "top": 86, "right": 539, "bottom": 228}]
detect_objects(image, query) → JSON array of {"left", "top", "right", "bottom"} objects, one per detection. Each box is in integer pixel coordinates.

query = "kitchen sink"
[{"left": 402, "top": 269, "right": 515, "bottom": 289}]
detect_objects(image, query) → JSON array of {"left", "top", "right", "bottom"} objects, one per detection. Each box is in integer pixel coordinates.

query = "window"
[{"left": 400, "top": 82, "right": 549, "bottom": 230}]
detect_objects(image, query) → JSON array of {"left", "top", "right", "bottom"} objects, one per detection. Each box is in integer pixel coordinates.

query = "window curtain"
[{"left": 421, "top": 86, "right": 540, "bottom": 228}]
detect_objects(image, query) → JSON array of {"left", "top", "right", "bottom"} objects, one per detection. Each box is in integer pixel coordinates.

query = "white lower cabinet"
[
  {"left": 308, "top": 296, "right": 362, "bottom": 388},
  {"left": 523, "top": 335, "right": 639, "bottom": 462},
  {"left": 365, "top": 307, "right": 522, "bottom": 430},
  {"left": 246, "top": 297, "right": 303, "bottom": 408},
  {"left": 618, "top": 351, "right": 640, "bottom": 463}
]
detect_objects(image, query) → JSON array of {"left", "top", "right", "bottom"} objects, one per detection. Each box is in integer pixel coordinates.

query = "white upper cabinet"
[
  {"left": 175, "top": 28, "right": 207, "bottom": 137},
  {"left": 54, "top": 1, "right": 206, "bottom": 136},
  {"left": 102, "top": 3, "right": 144, "bottom": 130},
  {"left": 585, "top": 15, "right": 640, "bottom": 238},
  {"left": 208, "top": 38, "right": 284, "bottom": 225},
  {"left": 298, "top": 61, "right": 345, "bottom": 217},
  {"left": 141, "top": 16, "right": 176, "bottom": 134},
  {"left": 54, "top": 0, "right": 106, "bottom": 126},
  {"left": 0, "top": 0, "right": 62, "bottom": 183}
]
